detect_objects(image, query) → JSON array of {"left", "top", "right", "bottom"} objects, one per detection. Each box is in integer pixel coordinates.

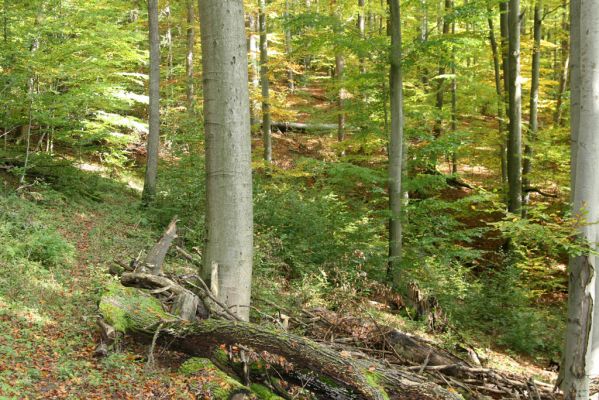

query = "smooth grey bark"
[
  {"left": 487, "top": 10, "right": 508, "bottom": 183},
  {"left": 259, "top": 0, "right": 272, "bottom": 163},
  {"left": 433, "top": 0, "right": 451, "bottom": 139},
  {"left": 553, "top": 0, "right": 569, "bottom": 127},
  {"left": 248, "top": 13, "right": 260, "bottom": 127},
  {"left": 20, "top": 14, "right": 40, "bottom": 185},
  {"left": 335, "top": 53, "right": 346, "bottom": 142},
  {"left": 449, "top": 11, "right": 457, "bottom": 174},
  {"left": 198, "top": 0, "right": 254, "bottom": 322},
  {"left": 569, "top": 0, "right": 579, "bottom": 193},
  {"left": 358, "top": 0, "right": 365, "bottom": 74},
  {"left": 506, "top": 0, "right": 522, "bottom": 214},
  {"left": 142, "top": 0, "right": 161, "bottom": 204},
  {"left": 185, "top": 0, "right": 195, "bottom": 114},
  {"left": 165, "top": 3, "right": 173, "bottom": 98},
  {"left": 561, "top": 1, "right": 599, "bottom": 396},
  {"left": 387, "top": 0, "right": 404, "bottom": 286},
  {"left": 332, "top": 0, "right": 345, "bottom": 143},
  {"left": 284, "top": 0, "right": 295, "bottom": 90},
  {"left": 522, "top": 0, "right": 542, "bottom": 216},
  {"left": 500, "top": 1, "right": 509, "bottom": 102}
]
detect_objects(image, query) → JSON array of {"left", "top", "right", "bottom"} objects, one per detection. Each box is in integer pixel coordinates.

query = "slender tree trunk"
[
  {"left": 336, "top": 53, "right": 346, "bottom": 142},
  {"left": 358, "top": 0, "right": 365, "bottom": 74},
  {"left": 433, "top": 0, "right": 451, "bottom": 139},
  {"left": 419, "top": 0, "right": 429, "bottom": 88},
  {"left": 285, "top": 0, "right": 295, "bottom": 91},
  {"left": 19, "top": 97, "right": 33, "bottom": 185},
  {"left": 331, "top": 0, "right": 345, "bottom": 143},
  {"left": 553, "top": 0, "right": 569, "bottom": 127},
  {"left": 449, "top": 9, "right": 457, "bottom": 174},
  {"left": 165, "top": 3, "right": 174, "bottom": 98},
  {"left": 198, "top": 0, "right": 254, "bottom": 322},
  {"left": 186, "top": 0, "right": 195, "bottom": 114},
  {"left": 500, "top": 1, "right": 509, "bottom": 105},
  {"left": 561, "top": 1, "right": 599, "bottom": 396},
  {"left": 387, "top": 0, "right": 404, "bottom": 286},
  {"left": 142, "top": 0, "right": 161, "bottom": 204},
  {"left": 259, "top": 0, "right": 272, "bottom": 163},
  {"left": 488, "top": 12, "right": 508, "bottom": 183},
  {"left": 522, "top": 0, "right": 542, "bottom": 217},
  {"left": 507, "top": 0, "right": 522, "bottom": 214},
  {"left": 248, "top": 13, "right": 260, "bottom": 127}
]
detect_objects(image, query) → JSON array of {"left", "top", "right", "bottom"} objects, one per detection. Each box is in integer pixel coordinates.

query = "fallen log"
[
  {"left": 271, "top": 122, "right": 338, "bottom": 133},
  {"left": 99, "top": 282, "right": 459, "bottom": 400}
]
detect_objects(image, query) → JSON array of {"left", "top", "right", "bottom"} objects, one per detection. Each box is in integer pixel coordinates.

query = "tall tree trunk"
[
  {"left": 449, "top": 8, "right": 457, "bottom": 174},
  {"left": 553, "top": 0, "right": 569, "bottom": 127},
  {"left": 433, "top": 0, "right": 451, "bottom": 139},
  {"left": 387, "top": 0, "right": 405, "bottom": 286},
  {"left": 142, "top": 0, "right": 161, "bottom": 204},
  {"left": 259, "top": 0, "right": 272, "bottom": 163},
  {"left": 198, "top": 0, "right": 254, "bottom": 322},
  {"left": 487, "top": 11, "right": 508, "bottom": 183},
  {"left": 331, "top": 0, "right": 345, "bottom": 143},
  {"left": 500, "top": 1, "right": 509, "bottom": 104},
  {"left": 285, "top": 0, "right": 295, "bottom": 91},
  {"left": 507, "top": 0, "right": 522, "bottom": 214},
  {"left": 358, "top": 0, "right": 365, "bottom": 74},
  {"left": 419, "top": 0, "right": 429, "bottom": 88},
  {"left": 248, "top": 13, "right": 260, "bottom": 127},
  {"left": 186, "top": 0, "right": 195, "bottom": 114},
  {"left": 561, "top": 1, "right": 599, "bottom": 396},
  {"left": 522, "top": 0, "right": 542, "bottom": 217},
  {"left": 165, "top": 2, "right": 174, "bottom": 98},
  {"left": 336, "top": 53, "right": 346, "bottom": 142}
]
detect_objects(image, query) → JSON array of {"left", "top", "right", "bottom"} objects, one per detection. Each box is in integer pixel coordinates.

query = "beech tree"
[
  {"left": 185, "top": 0, "right": 195, "bottom": 114},
  {"left": 506, "top": 0, "right": 522, "bottom": 214},
  {"left": 561, "top": 0, "right": 599, "bottom": 396},
  {"left": 387, "top": 0, "right": 404, "bottom": 285},
  {"left": 198, "top": 0, "right": 254, "bottom": 322},
  {"left": 142, "top": 0, "right": 160, "bottom": 204},
  {"left": 259, "top": 0, "right": 272, "bottom": 163},
  {"left": 522, "top": 0, "right": 542, "bottom": 216}
]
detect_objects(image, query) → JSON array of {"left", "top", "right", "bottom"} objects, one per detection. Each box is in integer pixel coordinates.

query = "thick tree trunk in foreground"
[
  {"left": 507, "top": 0, "right": 522, "bottom": 214},
  {"left": 387, "top": 0, "right": 404, "bottom": 286},
  {"left": 259, "top": 0, "right": 272, "bottom": 163},
  {"left": 522, "top": 0, "right": 542, "bottom": 216},
  {"left": 198, "top": 0, "right": 254, "bottom": 322},
  {"left": 561, "top": 1, "right": 599, "bottom": 397},
  {"left": 142, "top": 0, "right": 160, "bottom": 204}
]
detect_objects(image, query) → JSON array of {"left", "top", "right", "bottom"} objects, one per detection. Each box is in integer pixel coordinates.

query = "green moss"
[
  {"left": 180, "top": 357, "right": 250, "bottom": 399},
  {"left": 99, "top": 282, "right": 171, "bottom": 332},
  {"left": 364, "top": 370, "right": 390, "bottom": 400},
  {"left": 250, "top": 384, "right": 284, "bottom": 400},
  {"left": 179, "top": 357, "right": 214, "bottom": 375}
]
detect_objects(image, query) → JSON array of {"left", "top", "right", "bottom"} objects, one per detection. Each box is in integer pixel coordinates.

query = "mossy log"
[{"left": 99, "top": 284, "right": 461, "bottom": 400}]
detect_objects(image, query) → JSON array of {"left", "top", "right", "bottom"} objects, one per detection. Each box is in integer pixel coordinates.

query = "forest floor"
[{"left": 0, "top": 140, "right": 561, "bottom": 399}]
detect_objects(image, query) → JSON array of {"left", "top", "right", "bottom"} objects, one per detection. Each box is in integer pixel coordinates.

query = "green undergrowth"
[
  {"left": 0, "top": 148, "right": 569, "bottom": 398},
  {"left": 0, "top": 162, "right": 192, "bottom": 399}
]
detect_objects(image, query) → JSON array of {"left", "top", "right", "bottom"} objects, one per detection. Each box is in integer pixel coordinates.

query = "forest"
[{"left": 0, "top": 0, "right": 596, "bottom": 398}]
